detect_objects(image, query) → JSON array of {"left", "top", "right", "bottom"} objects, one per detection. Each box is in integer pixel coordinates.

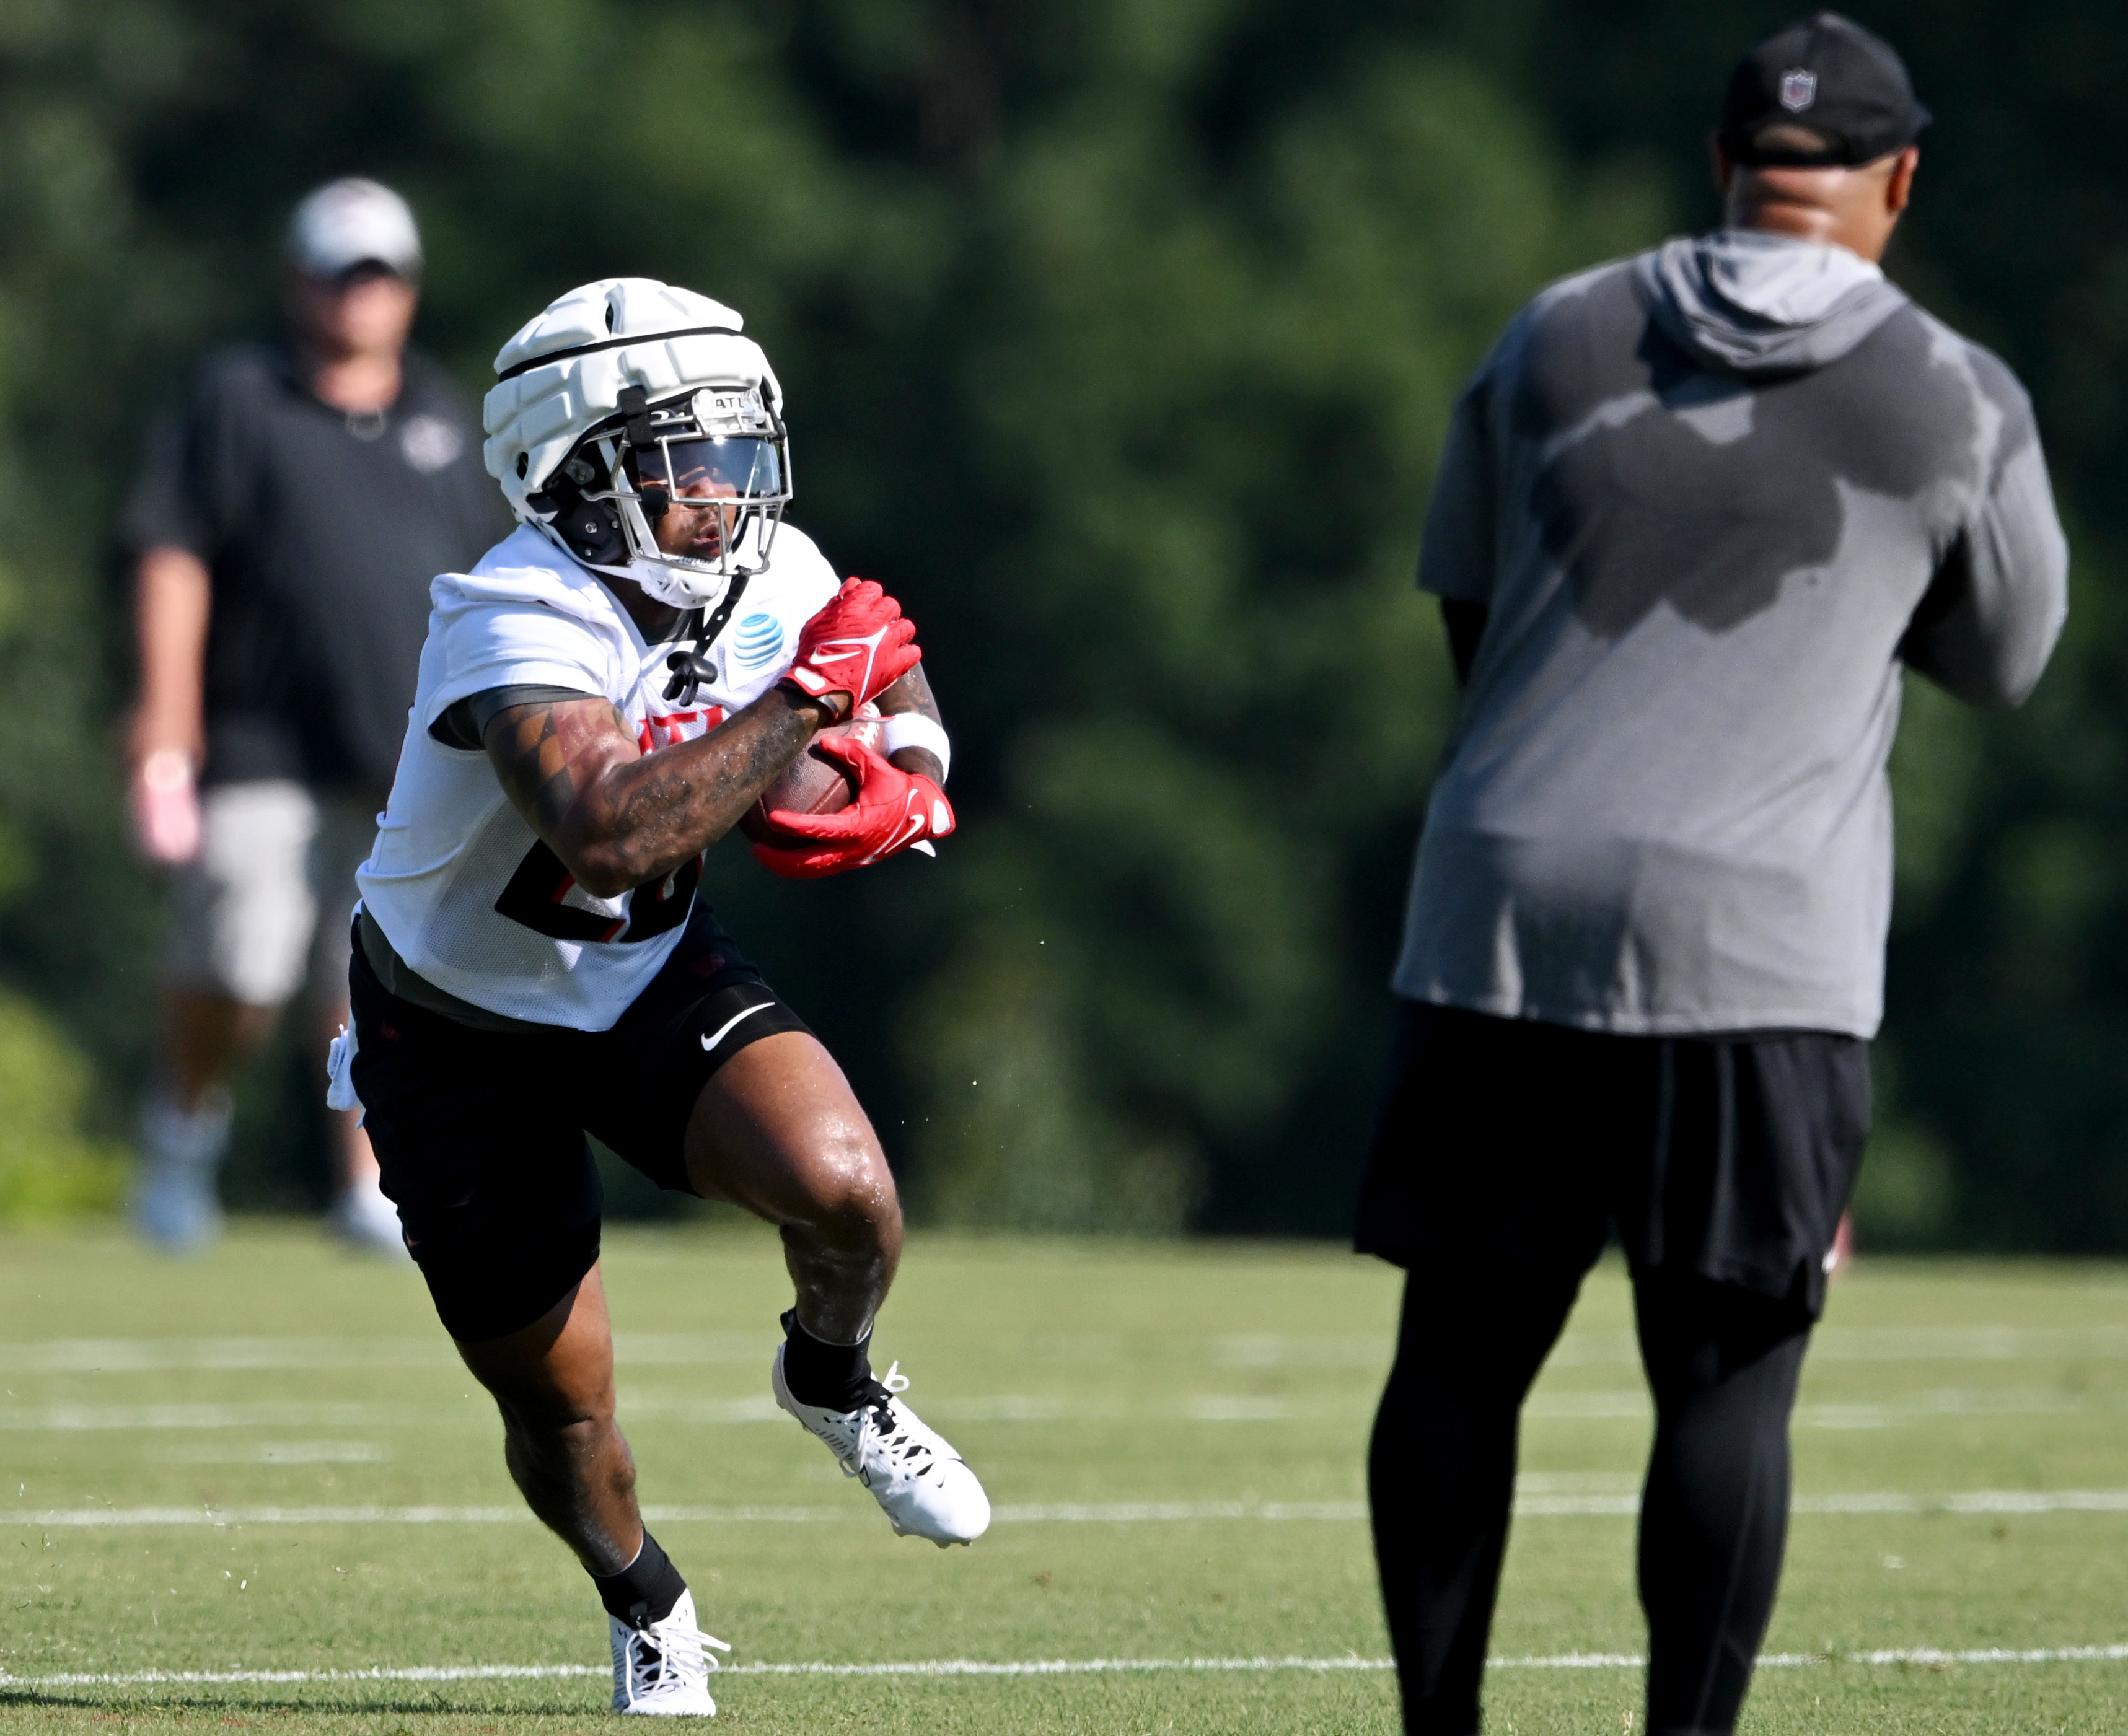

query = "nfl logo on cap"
[{"left": 1778, "top": 67, "right": 1818, "bottom": 112}]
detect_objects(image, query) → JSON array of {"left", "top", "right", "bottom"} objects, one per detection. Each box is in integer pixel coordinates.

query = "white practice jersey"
[{"left": 357, "top": 522, "right": 840, "bottom": 1030}]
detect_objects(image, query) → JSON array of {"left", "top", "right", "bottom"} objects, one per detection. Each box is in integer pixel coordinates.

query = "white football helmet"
[{"left": 482, "top": 278, "right": 791, "bottom": 610}]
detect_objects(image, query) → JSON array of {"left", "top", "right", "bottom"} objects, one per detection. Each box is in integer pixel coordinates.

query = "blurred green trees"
[{"left": 0, "top": 0, "right": 2121, "bottom": 1247}]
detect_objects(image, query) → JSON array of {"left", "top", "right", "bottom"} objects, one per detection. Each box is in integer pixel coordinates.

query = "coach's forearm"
[
  {"left": 130, "top": 546, "right": 212, "bottom": 766},
  {"left": 488, "top": 686, "right": 837, "bottom": 898}
]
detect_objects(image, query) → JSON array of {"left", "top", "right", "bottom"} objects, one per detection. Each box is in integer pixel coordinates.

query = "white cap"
[{"left": 286, "top": 178, "right": 423, "bottom": 279}]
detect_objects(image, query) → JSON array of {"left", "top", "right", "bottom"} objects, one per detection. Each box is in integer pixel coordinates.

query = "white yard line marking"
[
  {"left": 1525, "top": 1392, "right": 1650, "bottom": 1418},
  {"left": 9, "top": 1389, "right": 2117, "bottom": 1433},
  {"left": 993, "top": 1502, "right": 1371, "bottom": 1522},
  {"left": 1487, "top": 1647, "right": 2128, "bottom": 1669},
  {"left": 12, "top": 1491, "right": 2128, "bottom": 1528},
  {"left": 0, "top": 1334, "right": 767, "bottom": 1374},
  {"left": 1795, "top": 1389, "right": 2128, "bottom": 1427},
  {"left": 1544, "top": 1327, "right": 2128, "bottom": 1366},
  {"left": 1, "top": 1665, "right": 609, "bottom": 1686},
  {"left": 11, "top": 1322, "right": 2122, "bottom": 1378},
  {"left": 1813, "top": 1327, "right": 2128, "bottom": 1363},
  {"left": 6, "top": 1645, "right": 2127, "bottom": 1690},
  {"left": 0, "top": 1404, "right": 428, "bottom": 1433},
  {"left": 155, "top": 1442, "right": 389, "bottom": 1465},
  {"left": 1796, "top": 1491, "right": 2128, "bottom": 1515},
  {"left": 1529, "top": 1389, "right": 2128, "bottom": 1425},
  {"left": 625, "top": 1396, "right": 786, "bottom": 1423},
  {"left": 0, "top": 1397, "right": 793, "bottom": 1432},
  {"left": 0, "top": 1338, "right": 458, "bottom": 1374},
  {"left": 11, "top": 1506, "right": 539, "bottom": 1527},
  {"left": 1218, "top": 1326, "right": 2128, "bottom": 1369}
]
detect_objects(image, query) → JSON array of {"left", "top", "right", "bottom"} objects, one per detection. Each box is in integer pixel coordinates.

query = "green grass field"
[{"left": 2, "top": 1224, "right": 2124, "bottom": 1734}]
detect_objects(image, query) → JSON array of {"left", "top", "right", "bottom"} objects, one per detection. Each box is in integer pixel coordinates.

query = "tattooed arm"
[
  {"left": 873, "top": 663, "right": 945, "bottom": 784},
  {"left": 481, "top": 684, "right": 843, "bottom": 899}
]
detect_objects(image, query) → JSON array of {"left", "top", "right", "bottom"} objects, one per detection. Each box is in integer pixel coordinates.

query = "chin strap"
[
  {"left": 664, "top": 567, "right": 754, "bottom": 706},
  {"left": 615, "top": 385, "right": 670, "bottom": 522}
]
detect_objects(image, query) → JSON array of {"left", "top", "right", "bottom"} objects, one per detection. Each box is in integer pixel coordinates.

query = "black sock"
[
  {"left": 591, "top": 1528, "right": 688, "bottom": 1631},
  {"left": 779, "top": 1307, "right": 877, "bottom": 1411}
]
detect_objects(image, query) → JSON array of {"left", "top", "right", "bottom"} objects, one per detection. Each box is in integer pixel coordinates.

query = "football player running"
[{"left": 343, "top": 279, "right": 978, "bottom": 1717}]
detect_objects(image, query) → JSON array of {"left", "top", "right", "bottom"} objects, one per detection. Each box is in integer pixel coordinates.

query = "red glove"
[
  {"left": 780, "top": 578, "right": 920, "bottom": 716},
  {"left": 750, "top": 734, "right": 954, "bottom": 879}
]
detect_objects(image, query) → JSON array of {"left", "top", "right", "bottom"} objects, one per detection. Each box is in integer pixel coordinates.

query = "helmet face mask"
[{"left": 561, "top": 385, "right": 791, "bottom": 608}]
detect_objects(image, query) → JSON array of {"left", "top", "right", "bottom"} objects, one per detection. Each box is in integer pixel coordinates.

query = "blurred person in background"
[
  {"left": 124, "top": 177, "right": 502, "bottom": 1253},
  {"left": 1354, "top": 15, "right": 2067, "bottom": 1735}
]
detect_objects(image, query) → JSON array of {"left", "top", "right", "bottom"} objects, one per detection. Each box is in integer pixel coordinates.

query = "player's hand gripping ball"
[
  {"left": 749, "top": 732, "right": 954, "bottom": 879},
  {"left": 737, "top": 704, "right": 884, "bottom": 844},
  {"left": 778, "top": 577, "right": 920, "bottom": 717}
]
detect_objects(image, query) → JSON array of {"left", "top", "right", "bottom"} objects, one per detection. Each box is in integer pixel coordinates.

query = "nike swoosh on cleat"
[{"left": 700, "top": 1002, "right": 773, "bottom": 1051}]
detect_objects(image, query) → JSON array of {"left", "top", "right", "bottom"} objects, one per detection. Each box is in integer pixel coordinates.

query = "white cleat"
[
  {"left": 609, "top": 1587, "right": 729, "bottom": 1716},
  {"left": 772, "top": 1350, "right": 991, "bottom": 1546}
]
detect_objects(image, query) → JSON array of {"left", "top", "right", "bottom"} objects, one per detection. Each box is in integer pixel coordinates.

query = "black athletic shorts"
[
  {"left": 349, "top": 904, "right": 812, "bottom": 1343},
  {"left": 1353, "top": 1000, "right": 1870, "bottom": 1317}
]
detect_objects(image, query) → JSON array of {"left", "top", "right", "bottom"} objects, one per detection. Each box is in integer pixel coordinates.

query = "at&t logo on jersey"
[{"left": 733, "top": 612, "right": 786, "bottom": 670}]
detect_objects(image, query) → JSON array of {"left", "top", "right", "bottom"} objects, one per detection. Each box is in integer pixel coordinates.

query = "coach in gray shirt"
[{"left": 1355, "top": 15, "right": 2065, "bottom": 1736}]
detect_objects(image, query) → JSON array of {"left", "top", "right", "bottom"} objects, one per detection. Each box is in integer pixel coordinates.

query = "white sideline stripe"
[
  {"left": 14, "top": 1491, "right": 2128, "bottom": 1528},
  {"left": 7, "top": 1645, "right": 2128, "bottom": 1690}
]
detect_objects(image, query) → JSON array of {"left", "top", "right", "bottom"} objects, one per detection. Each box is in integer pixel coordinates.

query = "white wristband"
[{"left": 881, "top": 711, "right": 951, "bottom": 783}]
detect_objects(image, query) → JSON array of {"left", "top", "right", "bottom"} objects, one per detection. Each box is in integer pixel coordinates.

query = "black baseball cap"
[{"left": 1719, "top": 12, "right": 1931, "bottom": 167}]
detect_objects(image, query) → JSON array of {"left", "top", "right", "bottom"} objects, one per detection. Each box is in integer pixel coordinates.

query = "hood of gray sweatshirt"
[{"left": 1635, "top": 229, "right": 1909, "bottom": 375}]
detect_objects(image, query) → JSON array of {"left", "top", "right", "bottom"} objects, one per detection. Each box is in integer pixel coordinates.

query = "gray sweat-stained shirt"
[{"left": 1394, "top": 231, "right": 2068, "bottom": 1038}]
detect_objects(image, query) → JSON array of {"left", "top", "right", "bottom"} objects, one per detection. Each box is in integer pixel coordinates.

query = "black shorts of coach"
[
  {"left": 348, "top": 905, "right": 812, "bottom": 1343},
  {"left": 1354, "top": 1000, "right": 1870, "bottom": 1313},
  {"left": 1355, "top": 1002, "right": 1871, "bottom": 1734}
]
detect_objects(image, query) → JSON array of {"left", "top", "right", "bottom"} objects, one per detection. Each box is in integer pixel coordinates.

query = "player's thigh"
[
  {"left": 682, "top": 1030, "right": 899, "bottom": 1232},
  {"left": 583, "top": 907, "right": 889, "bottom": 1230},
  {"left": 350, "top": 944, "right": 603, "bottom": 1344},
  {"left": 455, "top": 1261, "right": 620, "bottom": 1428}
]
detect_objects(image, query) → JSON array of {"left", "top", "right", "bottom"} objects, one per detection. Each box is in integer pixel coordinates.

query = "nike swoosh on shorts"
[{"left": 700, "top": 1001, "right": 774, "bottom": 1053}]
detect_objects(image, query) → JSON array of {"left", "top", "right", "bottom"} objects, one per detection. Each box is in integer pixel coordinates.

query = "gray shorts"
[{"left": 164, "top": 781, "right": 379, "bottom": 1009}]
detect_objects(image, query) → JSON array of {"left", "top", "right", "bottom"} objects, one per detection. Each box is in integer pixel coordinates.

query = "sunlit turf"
[{"left": 2, "top": 1222, "right": 2124, "bottom": 1733}]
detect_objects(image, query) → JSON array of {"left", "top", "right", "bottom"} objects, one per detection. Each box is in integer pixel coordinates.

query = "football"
[{"left": 738, "top": 703, "right": 884, "bottom": 844}]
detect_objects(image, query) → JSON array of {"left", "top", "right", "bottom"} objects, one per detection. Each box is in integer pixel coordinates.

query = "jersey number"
[{"left": 493, "top": 840, "right": 700, "bottom": 944}]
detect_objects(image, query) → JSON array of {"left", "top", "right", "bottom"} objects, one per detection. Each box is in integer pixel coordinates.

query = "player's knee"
[
  {"left": 832, "top": 1186, "right": 901, "bottom": 1252},
  {"left": 806, "top": 1131, "right": 900, "bottom": 1244},
  {"left": 496, "top": 1386, "right": 616, "bottom": 1449}
]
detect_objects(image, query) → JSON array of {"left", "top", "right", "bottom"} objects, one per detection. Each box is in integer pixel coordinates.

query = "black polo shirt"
[{"left": 123, "top": 343, "right": 508, "bottom": 796}]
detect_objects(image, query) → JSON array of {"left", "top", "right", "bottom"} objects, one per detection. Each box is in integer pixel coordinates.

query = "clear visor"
[{"left": 637, "top": 436, "right": 783, "bottom": 502}]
